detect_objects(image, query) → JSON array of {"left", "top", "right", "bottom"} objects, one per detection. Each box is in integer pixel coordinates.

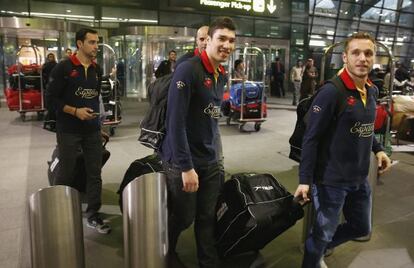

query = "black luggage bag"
[
  {"left": 47, "top": 143, "right": 111, "bottom": 193},
  {"left": 215, "top": 173, "right": 304, "bottom": 258},
  {"left": 117, "top": 154, "right": 163, "bottom": 212}
]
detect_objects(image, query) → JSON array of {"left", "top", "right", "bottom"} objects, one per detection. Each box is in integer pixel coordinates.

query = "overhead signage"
[{"left": 170, "top": 0, "right": 289, "bottom": 17}]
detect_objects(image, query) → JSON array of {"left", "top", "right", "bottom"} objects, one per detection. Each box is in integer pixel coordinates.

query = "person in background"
[
  {"left": 155, "top": 50, "right": 177, "bottom": 78},
  {"left": 176, "top": 25, "right": 209, "bottom": 67},
  {"left": 42, "top": 53, "right": 57, "bottom": 87},
  {"left": 270, "top": 57, "right": 285, "bottom": 97},
  {"left": 300, "top": 58, "right": 318, "bottom": 101},
  {"left": 159, "top": 17, "right": 236, "bottom": 268},
  {"left": 290, "top": 59, "right": 304, "bottom": 105},
  {"left": 294, "top": 32, "right": 391, "bottom": 268},
  {"left": 233, "top": 59, "right": 246, "bottom": 80},
  {"left": 47, "top": 28, "right": 111, "bottom": 234},
  {"left": 64, "top": 48, "right": 73, "bottom": 60}
]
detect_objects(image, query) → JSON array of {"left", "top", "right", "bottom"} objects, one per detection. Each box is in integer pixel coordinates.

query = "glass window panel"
[
  {"left": 311, "top": 17, "right": 336, "bottom": 36},
  {"left": 395, "top": 28, "right": 414, "bottom": 43},
  {"left": 382, "top": 0, "right": 399, "bottom": 10},
  {"left": 380, "top": 9, "right": 397, "bottom": 24},
  {"left": 358, "top": 22, "right": 377, "bottom": 35},
  {"left": 401, "top": 0, "right": 414, "bottom": 12},
  {"left": 255, "top": 20, "right": 290, "bottom": 39},
  {"left": 291, "top": 24, "right": 307, "bottom": 46},
  {"left": 361, "top": 6, "right": 381, "bottom": 23},
  {"left": 377, "top": 25, "right": 396, "bottom": 47},
  {"left": 314, "top": 0, "right": 340, "bottom": 17},
  {"left": 292, "top": 1, "right": 308, "bottom": 23},
  {"left": 160, "top": 12, "right": 208, "bottom": 28},
  {"left": 336, "top": 20, "right": 359, "bottom": 37},
  {"left": 399, "top": 12, "right": 414, "bottom": 27},
  {"left": 338, "top": 2, "right": 361, "bottom": 19}
]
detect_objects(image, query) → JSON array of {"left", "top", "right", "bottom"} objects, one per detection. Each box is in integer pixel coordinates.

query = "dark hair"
[
  {"left": 344, "top": 32, "right": 375, "bottom": 52},
  {"left": 234, "top": 59, "right": 243, "bottom": 69},
  {"left": 75, "top": 28, "right": 98, "bottom": 48},
  {"left": 47, "top": 53, "right": 55, "bottom": 58},
  {"left": 65, "top": 48, "right": 72, "bottom": 53},
  {"left": 169, "top": 50, "right": 176, "bottom": 55},
  {"left": 208, "top": 17, "right": 236, "bottom": 37}
]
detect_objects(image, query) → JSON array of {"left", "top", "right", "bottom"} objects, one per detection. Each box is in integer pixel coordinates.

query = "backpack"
[
  {"left": 138, "top": 73, "right": 173, "bottom": 150},
  {"left": 288, "top": 76, "right": 348, "bottom": 162}
]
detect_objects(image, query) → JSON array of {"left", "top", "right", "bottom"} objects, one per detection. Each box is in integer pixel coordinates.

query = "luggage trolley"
[
  {"left": 6, "top": 45, "right": 45, "bottom": 121},
  {"left": 98, "top": 43, "right": 122, "bottom": 136},
  {"left": 225, "top": 47, "right": 267, "bottom": 132},
  {"left": 301, "top": 40, "right": 395, "bottom": 244}
]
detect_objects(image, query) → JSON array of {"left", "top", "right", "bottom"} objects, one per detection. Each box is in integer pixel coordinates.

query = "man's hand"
[
  {"left": 294, "top": 184, "right": 311, "bottom": 205},
  {"left": 376, "top": 151, "right": 392, "bottom": 175},
  {"left": 182, "top": 169, "right": 199, "bottom": 193},
  {"left": 76, "top": 107, "right": 97, "bottom": 121}
]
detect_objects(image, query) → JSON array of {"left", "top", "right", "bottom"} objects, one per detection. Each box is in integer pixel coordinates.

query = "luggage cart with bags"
[
  {"left": 225, "top": 47, "right": 267, "bottom": 132},
  {"left": 99, "top": 43, "right": 122, "bottom": 136},
  {"left": 4, "top": 45, "right": 45, "bottom": 121}
]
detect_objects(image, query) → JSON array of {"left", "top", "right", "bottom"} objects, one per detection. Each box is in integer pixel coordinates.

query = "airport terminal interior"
[{"left": 1, "top": 0, "right": 414, "bottom": 267}]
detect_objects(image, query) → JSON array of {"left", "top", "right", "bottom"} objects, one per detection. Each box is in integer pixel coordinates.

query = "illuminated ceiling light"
[
  {"left": 309, "top": 40, "right": 326, "bottom": 47},
  {"left": 326, "top": 30, "right": 335, "bottom": 35},
  {"left": 344, "top": 11, "right": 348, "bottom": 15},
  {"left": 310, "top": 34, "right": 322, "bottom": 39},
  {"left": 66, "top": 9, "right": 71, "bottom": 13},
  {"left": 385, "top": 19, "right": 390, "bottom": 23}
]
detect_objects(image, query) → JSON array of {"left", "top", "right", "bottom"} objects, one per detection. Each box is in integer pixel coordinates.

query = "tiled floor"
[{"left": 0, "top": 97, "right": 413, "bottom": 268}]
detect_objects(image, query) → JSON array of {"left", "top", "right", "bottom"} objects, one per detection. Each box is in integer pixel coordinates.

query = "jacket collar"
[
  {"left": 200, "top": 50, "right": 225, "bottom": 75},
  {"left": 70, "top": 54, "right": 97, "bottom": 68},
  {"left": 339, "top": 67, "right": 373, "bottom": 91},
  {"left": 194, "top": 48, "right": 200, "bottom": 57}
]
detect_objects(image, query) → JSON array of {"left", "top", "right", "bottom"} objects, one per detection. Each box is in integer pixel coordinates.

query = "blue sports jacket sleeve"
[
  {"left": 299, "top": 85, "right": 338, "bottom": 185},
  {"left": 165, "top": 63, "right": 194, "bottom": 171}
]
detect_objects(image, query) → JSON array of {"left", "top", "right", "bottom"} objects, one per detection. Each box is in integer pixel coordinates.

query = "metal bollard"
[
  {"left": 123, "top": 172, "right": 169, "bottom": 268},
  {"left": 29, "top": 185, "right": 85, "bottom": 268}
]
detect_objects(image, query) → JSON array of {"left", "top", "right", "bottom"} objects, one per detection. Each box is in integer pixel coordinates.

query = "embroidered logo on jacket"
[
  {"left": 176, "top": 81, "right": 185, "bottom": 89},
  {"left": 203, "top": 103, "right": 221, "bottom": 119},
  {"left": 312, "top": 105, "right": 322, "bottom": 113},
  {"left": 70, "top": 69, "right": 79, "bottom": 78},
  {"left": 350, "top": 122, "right": 374, "bottom": 137},
  {"left": 347, "top": 96, "right": 356, "bottom": 106},
  {"left": 75, "top": 87, "right": 99, "bottom": 99},
  {"left": 204, "top": 78, "right": 213, "bottom": 89},
  {"left": 253, "top": 185, "right": 274, "bottom": 191}
]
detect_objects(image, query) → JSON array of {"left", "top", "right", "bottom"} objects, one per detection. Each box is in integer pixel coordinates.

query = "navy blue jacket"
[
  {"left": 299, "top": 68, "right": 383, "bottom": 187},
  {"left": 47, "top": 55, "right": 101, "bottom": 134},
  {"left": 160, "top": 50, "right": 226, "bottom": 171}
]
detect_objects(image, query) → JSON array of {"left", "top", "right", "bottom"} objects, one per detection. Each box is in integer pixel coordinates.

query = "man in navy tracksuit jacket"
[
  {"left": 295, "top": 32, "right": 391, "bottom": 268},
  {"left": 159, "top": 18, "right": 236, "bottom": 268},
  {"left": 47, "top": 28, "right": 110, "bottom": 234}
]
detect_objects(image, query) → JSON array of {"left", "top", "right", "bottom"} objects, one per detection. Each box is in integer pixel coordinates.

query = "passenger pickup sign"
[{"left": 170, "top": 0, "right": 288, "bottom": 17}]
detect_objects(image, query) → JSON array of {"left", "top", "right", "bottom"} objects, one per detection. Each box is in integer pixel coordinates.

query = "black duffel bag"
[{"left": 215, "top": 173, "right": 304, "bottom": 258}]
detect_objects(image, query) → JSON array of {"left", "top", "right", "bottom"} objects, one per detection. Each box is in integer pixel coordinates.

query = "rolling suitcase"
[
  {"left": 215, "top": 173, "right": 304, "bottom": 258},
  {"left": 47, "top": 143, "right": 110, "bottom": 193}
]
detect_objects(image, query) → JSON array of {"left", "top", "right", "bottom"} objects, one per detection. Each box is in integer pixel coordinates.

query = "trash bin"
[
  {"left": 29, "top": 185, "right": 85, "bottom": 268},
  {"left": 123, "top": 172, "right": 168, "bottom": 268}
]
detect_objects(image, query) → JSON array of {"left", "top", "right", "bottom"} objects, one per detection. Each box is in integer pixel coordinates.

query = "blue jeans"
[
  {"left": 163, "top": 162, "right": 224, "bottom": 268},
  {"left": 302, "top": 180, "right": 372, "bottom": 268}
]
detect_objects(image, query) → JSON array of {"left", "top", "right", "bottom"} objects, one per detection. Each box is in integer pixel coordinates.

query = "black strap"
[{"left": 330, "top": 75, "right": 348, "bottom": 119}]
